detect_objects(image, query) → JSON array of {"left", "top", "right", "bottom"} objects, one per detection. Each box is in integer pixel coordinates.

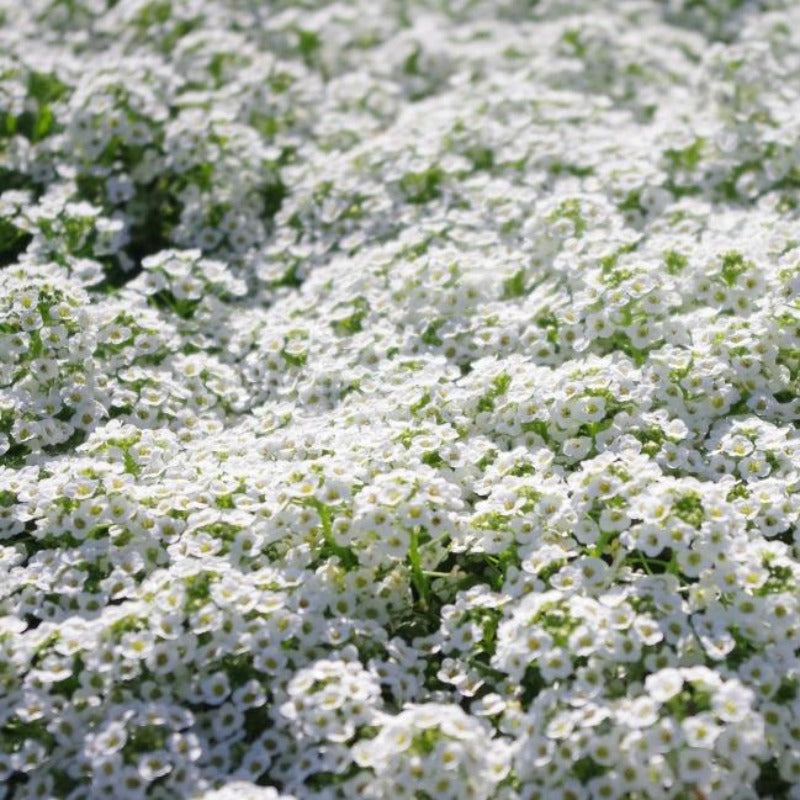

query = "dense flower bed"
[{"left": 1, "top": 1, "right": 799, "bottom": 798}]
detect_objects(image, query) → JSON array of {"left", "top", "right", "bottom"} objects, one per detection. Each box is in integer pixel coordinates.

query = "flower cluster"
[{"left": 1, "top": 1, "right": 800, "bottom": 799}]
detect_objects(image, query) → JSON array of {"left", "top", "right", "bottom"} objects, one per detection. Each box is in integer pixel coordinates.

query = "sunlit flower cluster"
[{"left": 1, "top": 1, "right": 799, "bottom": 798}]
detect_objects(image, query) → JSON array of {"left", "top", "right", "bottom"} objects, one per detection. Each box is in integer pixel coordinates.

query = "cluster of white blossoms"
[{"left": 1, "top": 0, "right": 800, "bottom": 798}]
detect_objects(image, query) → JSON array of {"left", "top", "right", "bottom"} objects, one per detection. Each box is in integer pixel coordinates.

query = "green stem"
[
  {"left": 591, "top": 528, "right": 615, "bottom": 559},
  {"left": 309, "top": 499, "right": 357, "bottom": 568},
  {"left": 638, "top": 552, "right": 654, "bottom": 576},
  {"left": 601, "top": 547, "right": 628, "bottom": 590},
  {"left": 408, "top": 527, "right": 430, "bottom": 610}
]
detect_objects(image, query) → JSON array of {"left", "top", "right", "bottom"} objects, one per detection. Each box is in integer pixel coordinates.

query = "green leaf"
[
  {"left": 399, "top": 166, "right": 445, "bottom": 205},
  {"left": 502, "top": 270, "right": 526, "bottom": 299}
]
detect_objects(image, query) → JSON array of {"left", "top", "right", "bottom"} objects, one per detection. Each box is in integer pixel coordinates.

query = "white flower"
[
  {"left": 3, "top": 2, "right": 800, "bottom": 798},
  {"left": 616, "top": 696, "right": 659, "bottom": 729},
  {"left": 711, "top": 681, "right": 754, "bottom": 723},
  {"left": 645, "top": 668, "right": 684, "bottom": 703},
  {"left": 200, "top": 672, "right": 231, "bottom": 706},
  {"left": 195, "top": 782, "right": 295, "bottom": 800},
  {"left": 682, "top": 713, "right": 722, "bottom": 749}
]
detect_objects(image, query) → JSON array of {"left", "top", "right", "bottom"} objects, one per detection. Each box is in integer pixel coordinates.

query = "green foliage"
[{"left": 399, "top": 167, "right": 445, "bottom": 204}]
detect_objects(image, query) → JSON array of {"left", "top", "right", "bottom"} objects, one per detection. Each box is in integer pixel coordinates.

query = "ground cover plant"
[{"left": 1, "top": 0, "right": 799, "bottom": 798}]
